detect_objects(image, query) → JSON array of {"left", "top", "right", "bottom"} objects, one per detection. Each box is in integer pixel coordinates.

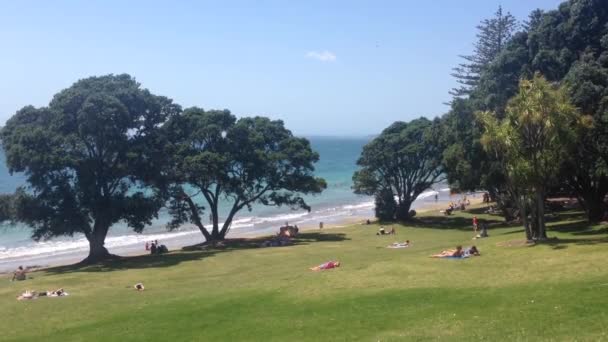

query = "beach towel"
[{"left": 442, "top": 255, "right": 470, "bottom": 259}]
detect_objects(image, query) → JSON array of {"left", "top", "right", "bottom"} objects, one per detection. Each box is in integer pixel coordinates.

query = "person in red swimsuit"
[{"left": 310, "top": 261, "right": 341, "bottom": 271}]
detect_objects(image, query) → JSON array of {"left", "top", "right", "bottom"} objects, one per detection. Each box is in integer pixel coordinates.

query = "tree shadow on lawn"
[
  {"left": 547, "top": 217, "right": 608, "bottom": 236},
  {"left": 410, "top": 215, "right": 505, "bottom": 231},
  {"left": 44, "top": 232, "right": 349, "bottom": 274},
  {"left": 534, "top": 236, "right": 608, "bottom": 250},
  {"left": 44, "top": 249, "right": 222, "bottom": 274}
]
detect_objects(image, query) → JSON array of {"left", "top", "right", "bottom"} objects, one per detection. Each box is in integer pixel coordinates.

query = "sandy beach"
[{"left": 0, "top": 193, "right": 484, "bottom": 274}]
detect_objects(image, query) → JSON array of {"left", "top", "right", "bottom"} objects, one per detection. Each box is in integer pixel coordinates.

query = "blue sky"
[{"left": 0, "top": 0, "right": 562, "bottom": 136}]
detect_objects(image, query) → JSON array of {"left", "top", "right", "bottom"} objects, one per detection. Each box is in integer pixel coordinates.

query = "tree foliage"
[
  {"left": 479, "top": 75, "right": 589, "bottom": 240},
  {"left": 444, "top": 0, "right": 608, "bottom": 224},
  {"left": 450, "top": 6, "right": 518, "bottom": 98},
  {"left": 160, "top": 107, "right": 327, "bottom": 241},
  {"left": 0, "top": 193, "right": 16, "bottom": 223},
  {"left": 353, "top": 118, "right": 443, "bottom": 221},
  {"left": 0, "top": 75, "right": 178, "bottom": 262}
]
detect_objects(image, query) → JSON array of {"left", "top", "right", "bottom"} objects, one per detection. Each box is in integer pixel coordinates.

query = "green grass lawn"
[{"left": 2, "top": 207, "right": 608, "bottom": 341}]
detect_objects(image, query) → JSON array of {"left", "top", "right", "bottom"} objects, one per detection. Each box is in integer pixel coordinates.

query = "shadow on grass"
[
  {"left": 44, "top": 232, "right": 349, "bottom": 274},
  {"left": 44, "top": 249, "right": 221, "bottom": 274},
  {"left": 533, "top": 236, "right": 608, "bottom": 250},
  {"left": 410, "top": 215, "right": 504, "bottom": 231},
  {"left": 465, "top": 206, "right": 498, "bottom": 215}
]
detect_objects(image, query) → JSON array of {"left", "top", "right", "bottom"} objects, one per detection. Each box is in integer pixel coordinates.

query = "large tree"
[
  {"left": 0, "top": 193, "right": 15, "bottom": 223},
  {"left": 0, "top": 74, "right": 178, "bottom": 262},
  {"left": 479, "top": 75, "right": 588, "bottom": 240},
  {"left": 353, "top": 118, "right": 443, "bottom": 221},
  {"left": 450, "top": 5, "right": 518, "bottom": 98},
  {"left": 562, "top": 53, "right": 608, "bottom": 221},
  {"left": 160, "top": 107, "right": 326, "bottom": 241},
  {"left": 445, "top": 0, "right": 608, "bottom": 222}
]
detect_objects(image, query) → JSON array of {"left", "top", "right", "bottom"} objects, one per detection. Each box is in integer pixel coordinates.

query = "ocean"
[{"left": 0, "top": 136, "right": 452, "bottom": 271}]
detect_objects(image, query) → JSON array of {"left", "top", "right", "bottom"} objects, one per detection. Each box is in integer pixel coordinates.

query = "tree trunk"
[
  {"left": 396, "top": 200, "right": 412, "bottom": 221},
  {"left": 536, "top": 189, "right": 547, "bottom": 240},
  {"left": 211, "top": 203, "right": 220, "bottom": 239},
  {"left": 495, "top": 191, "right": 515, "bottom": 222},
  {"left": 582, "top": 194, "right": 606, "bottom": 222},
  {"left": 210, "top": 229, "right": 225, "bottom": 241},
  {"left": 81, "top": 221, "right": 116, "bottom": 264},
  {"left": 183, "top": 193, "right": 213, "bottom": 242},
  {"left": 520, "top": 195, "right": 533, "bottom": 242}
]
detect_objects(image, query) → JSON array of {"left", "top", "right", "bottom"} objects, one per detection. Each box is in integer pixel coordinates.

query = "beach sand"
[{"left": 0, "top": 195, "right": 485, "bottom": 274}]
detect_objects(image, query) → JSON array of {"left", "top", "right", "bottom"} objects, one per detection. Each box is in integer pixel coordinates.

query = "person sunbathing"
[
  {"left": 464, "top": 245, "right": 480, "bottom": 256},
  {"left": 17, "top": 288, "right": 68, "bottom": 300},
  {"left": 388, "top": 240, "right": 410, "bottom": 248},
  {"left": 431, "top": 245, "right": 464, "bottom": 258},
  {"left": 17, "top": 290, "right": 37, "bottom": 300},
  {"left": 310, "top": 261, "right": 340, "bottom": 271}
]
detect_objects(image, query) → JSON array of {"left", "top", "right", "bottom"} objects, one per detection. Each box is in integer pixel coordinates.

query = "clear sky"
[{"left": 0, "top": 0, "right": 562, "bottom": 136}]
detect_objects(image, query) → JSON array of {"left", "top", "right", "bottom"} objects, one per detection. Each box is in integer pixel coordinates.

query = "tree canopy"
[
  {"left": 479, "top": 75, "right": 588, "bottom": 239},
  {"left": 159, "top": 107, "right": 327, "bottom": 241},
  {"left": 0, "top": 74, "right": 179, "bottom": 262},
  {"left": 450, "top": 6, "right": 518, "bottom": 98},
  {"left": 442, "top": 0, "right": 608, "bottom": 225},
  {"left": 353, "top": 117, "right": 443, "bottom": 221}
]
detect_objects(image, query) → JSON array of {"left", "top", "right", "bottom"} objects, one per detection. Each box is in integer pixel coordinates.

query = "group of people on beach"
[
  {"left": 260, "top": 224, "right": 299, "bottom": 248},
  {"left": 145, "top": 240, "right": 168, "bottom": 255},
  {"left": 444, "top": 196, "right": 471, "bottom": 215}
]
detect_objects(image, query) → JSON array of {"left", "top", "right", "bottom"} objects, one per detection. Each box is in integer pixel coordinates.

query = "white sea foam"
[
  {"left": 342, "top": 201, "right": 374, "bottom": 210},
  {"left": 1, "top": 188, "right": 459, "bottom": 263},
  {"left": 0, "top": 230, "right": 198, "bottom": 261}
]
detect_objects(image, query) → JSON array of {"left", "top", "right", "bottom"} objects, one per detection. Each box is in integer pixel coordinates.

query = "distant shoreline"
[{"left": 0, "top": 194, "right": 483, "bottom": 275}]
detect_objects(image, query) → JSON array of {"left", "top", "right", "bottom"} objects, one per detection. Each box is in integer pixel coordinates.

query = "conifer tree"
[{"left": 450, "top": 6, "right": 518, "bottom": 98}]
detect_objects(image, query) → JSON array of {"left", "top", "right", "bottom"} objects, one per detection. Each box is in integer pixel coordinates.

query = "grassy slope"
[{"left": 1, "top": 208, "right": 608, "bottom": 341}]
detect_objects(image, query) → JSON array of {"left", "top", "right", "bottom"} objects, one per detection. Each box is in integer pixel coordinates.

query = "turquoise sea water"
[{"left": 0, "top": 136, "right": 451, "bottom": 270}]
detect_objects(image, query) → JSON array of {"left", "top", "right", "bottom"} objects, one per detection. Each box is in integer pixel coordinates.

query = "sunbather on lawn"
[
  {"left": 310, "top": 261, "right": 340, "bottom": 271},
  {"left": 387, "top": 240, "right": 410, "bottom": 248},
  {"left": 431, "top": 245, "right": 464, "bottom": 258}
]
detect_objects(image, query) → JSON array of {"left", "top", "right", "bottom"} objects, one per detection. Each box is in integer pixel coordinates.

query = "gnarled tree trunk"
[
  {"left": 396, "top": 200, "right": 413, "bottom": 221},
  {"left": 82, "top": 220, "right": 116, "bottom": 263}
]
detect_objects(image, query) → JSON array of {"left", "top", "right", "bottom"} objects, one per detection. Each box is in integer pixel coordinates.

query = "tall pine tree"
[{"left": 450, "top": 6, "right": 518, "bottom": 98}]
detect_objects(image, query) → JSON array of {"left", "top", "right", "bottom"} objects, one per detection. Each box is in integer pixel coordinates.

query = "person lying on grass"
[
  {"left": 17, "top": 288, "right": 68, "bottom": 300},
  {"left": 431, "top": 245, "right": 464, "bottom": 258},
  {"left": 387, "top": 240, "right": 410, "bottom": 248},
  {"left": 310, "top": 261, "right": 340, "bottom": 271},
  {"left": 431, "top": 245, "right": 480, "bottom": 258},
  {"left": 465, "top": 245, "right": 480, "bottom": 256}
]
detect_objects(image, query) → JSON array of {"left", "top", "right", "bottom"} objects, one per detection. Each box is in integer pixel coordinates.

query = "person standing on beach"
[{"left": 434, "top": 193, "right": 438, "bottom": 202}]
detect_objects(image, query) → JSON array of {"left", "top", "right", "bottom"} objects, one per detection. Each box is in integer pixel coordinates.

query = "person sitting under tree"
[{"left": 11, "top": 266, "right": 26, "bottom": 281}]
